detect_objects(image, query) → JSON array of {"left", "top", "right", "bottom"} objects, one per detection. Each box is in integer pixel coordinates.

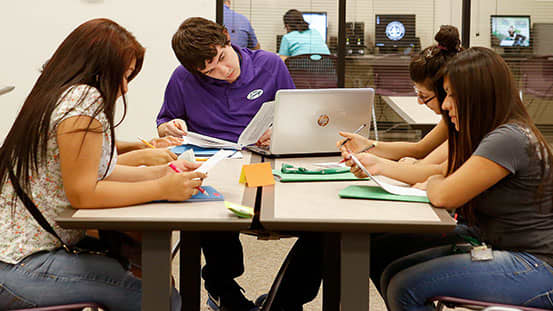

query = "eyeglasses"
[{"left": 413, "top": 86, "right": 436, "bottom": 105}]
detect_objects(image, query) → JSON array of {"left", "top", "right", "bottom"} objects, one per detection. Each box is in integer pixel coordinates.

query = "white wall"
[{"left": 0, "top": 0, "right": 214, "bottom": 141}]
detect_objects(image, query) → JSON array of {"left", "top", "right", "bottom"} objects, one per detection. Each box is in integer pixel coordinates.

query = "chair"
[
  {"left": 430, "top": 296, "right": 550, "bottom": 311},
  {"left": 520, "top": 55, "right": 553, "bottom": 99},
  {"left": 10, "top": 302, "right": 106, "bottom": 311},
  {"left": 372, "top": 63, "right": 416, "bottom": 96},
  {"left": 284, "top": 54, "right": 337, "bottom": 89}
]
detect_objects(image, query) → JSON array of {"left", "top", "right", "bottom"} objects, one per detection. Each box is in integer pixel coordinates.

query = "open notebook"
[{"left": 182, "top": 101, "right": 274, "bottom": 150}]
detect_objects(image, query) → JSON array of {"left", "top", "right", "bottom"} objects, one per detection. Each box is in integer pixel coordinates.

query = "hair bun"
[{"left": 434, "top": 25, "right": 460, "bottom": 52}]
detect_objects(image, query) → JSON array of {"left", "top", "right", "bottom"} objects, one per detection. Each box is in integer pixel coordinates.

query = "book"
[{"left": 182, "top": 101, "right": 274, "bottom": 150}]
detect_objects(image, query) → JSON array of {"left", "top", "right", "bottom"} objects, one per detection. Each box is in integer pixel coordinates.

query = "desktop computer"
[
  {"left": 346, "top": 22, "right": 366, "bottom": 55},
  {"left": 375, "top": 14, "right": 416, "bottom": 54},
  {"left": 491, "top": 15, "right": 531, "bottom": 50},
  {"left": 303, "top": 12, "right": 328, "bottom": 43}
]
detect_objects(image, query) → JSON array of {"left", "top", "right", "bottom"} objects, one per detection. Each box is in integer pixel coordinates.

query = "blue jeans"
[
  {"left": 0, "top": 248, "right": 181, "bottom": 311},
  {"left": 383, "top": 244, "right": 553, "bottom": 311}
]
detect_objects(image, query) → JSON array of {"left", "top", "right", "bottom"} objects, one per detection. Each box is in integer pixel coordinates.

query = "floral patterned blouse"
[{"left": 0, "top": 85, "right": 117, "bottom": 264}]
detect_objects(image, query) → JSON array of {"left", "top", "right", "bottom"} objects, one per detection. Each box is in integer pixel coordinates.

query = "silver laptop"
[{"left": 248, "top": 88, "right": 374, "bottom": 157}]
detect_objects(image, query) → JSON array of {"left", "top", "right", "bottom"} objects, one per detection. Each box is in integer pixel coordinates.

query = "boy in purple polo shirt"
[
  {"left": 156, "top": 18, "right": 324, "bottom": 311},
  {"left": 156, "top": 18, "right": 294, "bottom": 144}
]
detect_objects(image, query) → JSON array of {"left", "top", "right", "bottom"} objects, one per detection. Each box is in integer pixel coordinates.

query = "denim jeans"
[
  {"left": 370, "top": 223, "right": 478, "bottom": 295},
  {"left": 0, "top": 248, "right": 181, "bottom": 311},
  {"left": 383, "top": 244, "right": 553, "bottom": 311}
]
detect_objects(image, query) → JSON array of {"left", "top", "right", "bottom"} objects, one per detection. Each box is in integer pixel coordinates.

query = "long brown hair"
[
  {"left": 283, "top": 9, "right": 309, "bottom": 33},
  {"left": 409, "top": 25, "right": 462, "bottom": 103},
  {"left": 443, "top": 47, "right": 553, "bottom": 220},
  {"left": 0, "top": 18, "right": 145, "bottom": 193}
]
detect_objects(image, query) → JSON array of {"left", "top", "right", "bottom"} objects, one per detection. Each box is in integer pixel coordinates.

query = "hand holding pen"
[
  {"left": 338, "top": 123, "right": 367, "bottom": 148},
  {"left": 168, "top": 163, "right": 207, "bottom": 195},
  {"left": 338, "top": 141, "right": 378, "bottom": 164}
]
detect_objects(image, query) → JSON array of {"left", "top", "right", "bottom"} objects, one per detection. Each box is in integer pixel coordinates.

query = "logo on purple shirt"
[{"left": 247, "top": 89, "right": 264, "bottom": 100}]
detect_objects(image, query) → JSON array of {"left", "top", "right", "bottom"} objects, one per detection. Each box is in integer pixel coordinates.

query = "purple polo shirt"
[{"left": 157, "top": 45, "right": 295, "bottom": 142}]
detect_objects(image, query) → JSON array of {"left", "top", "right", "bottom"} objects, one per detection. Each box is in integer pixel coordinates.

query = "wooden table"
[
  {"left": 381, "top": 96, "right": 441, "bottom": 137},
  {"left": 261, "top": 156, "right": 456, "bottom": 311},
  {"left": 57, "top": 152, "right": 261, "bottom": 311}
]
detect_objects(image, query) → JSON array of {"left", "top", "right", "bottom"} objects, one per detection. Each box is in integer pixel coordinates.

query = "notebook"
[
  {"left": 247, "top": 88, "right": 374, "bottom": 157},
  {"left": 151, "top": 186, "right": 224, "bottom": 203},
  {"left": 339, "top": 185, "right": 430, "bottom": 203}
]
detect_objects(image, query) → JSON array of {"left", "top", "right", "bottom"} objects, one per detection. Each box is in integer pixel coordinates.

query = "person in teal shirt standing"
[{"left": 279, "top": 9, "right": 330, "bottom": 57}]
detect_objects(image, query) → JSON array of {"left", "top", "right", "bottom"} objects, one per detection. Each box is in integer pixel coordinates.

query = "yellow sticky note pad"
[
  {"left": 225, "top": 201, "right": 254, "bottom": 218},
  {"left": 238, "top": 162, "right": 275, "bottom": 187}
]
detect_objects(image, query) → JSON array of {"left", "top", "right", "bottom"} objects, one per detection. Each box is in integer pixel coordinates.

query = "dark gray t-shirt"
[{"left": 473, "top": 123, "right": 553, "bottom": 266}]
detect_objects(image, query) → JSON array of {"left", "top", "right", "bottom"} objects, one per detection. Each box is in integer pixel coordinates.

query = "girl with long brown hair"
[
  {"left": 0, "top": 18, "right": 204, "bottom": 310},
  {"left": 382, "top": 47, "right": 553, "bottom": 310}
]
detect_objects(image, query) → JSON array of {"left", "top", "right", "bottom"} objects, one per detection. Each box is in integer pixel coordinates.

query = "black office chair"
[
  {"left": 430, "top": 296, "right": 550, "bottom": 311},
  {"left": 520, "top": 55, "right": 553, "bottom": 99},
  {"left": 372, "top": 63, "right": 416, "bottom": 96},
  {"left": 284, "top": 54, "right": 337, "bottom": 89},
  {"left": 11, "top": 302, "right": 107, "bottom": 311}
]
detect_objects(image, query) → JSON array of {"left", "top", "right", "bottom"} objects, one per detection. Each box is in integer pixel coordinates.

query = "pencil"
[
  {"left": 168, "top": 163, "right": 206, "bottom": 195},
  {"left": 338, "top": 123, "right": 367, "bottom": 148},
  {"left": 338, "top": 142, "right": 377, "bottom": 164},
  {"left": 137, "top": 136, "right": 155, "bottom": 149}
]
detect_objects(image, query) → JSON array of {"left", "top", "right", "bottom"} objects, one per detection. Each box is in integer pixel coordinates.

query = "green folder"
[
  {"left": 272, "top": 170, "right": 369, "bottom": 182},
  {"left": 339, "top": 185, "right": 430, "bottom": 203}
]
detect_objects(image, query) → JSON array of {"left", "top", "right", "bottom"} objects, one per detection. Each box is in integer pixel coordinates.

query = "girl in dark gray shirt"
[{"left": 382, "top": 47, "right": 553, "bottom": 311}]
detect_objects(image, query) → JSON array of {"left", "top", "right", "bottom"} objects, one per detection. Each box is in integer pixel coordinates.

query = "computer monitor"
[
  {"left": 375, "top": 14, "right": 416, "bottom": 50},
  {"left": 302, "top": 12, "right": 327, "bottom": 43},
  {"left": 490, "top": 15, "right": 531, "bottom": 48}
]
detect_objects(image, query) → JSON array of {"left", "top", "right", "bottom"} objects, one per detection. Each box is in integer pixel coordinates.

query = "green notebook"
[
  {"left": 272, "top": 170, "right": 369, "bottom": 182},
  {"left": 339, "top": 185, "right": 430, "bottom": 203}
]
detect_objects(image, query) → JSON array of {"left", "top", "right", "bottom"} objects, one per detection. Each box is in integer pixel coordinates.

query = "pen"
[
  {"left": 339, "top": 123, "right": 367, "bottom": 148},
  {"left": 338, "top": 142, "right": 377, "bottom": 163},
  {"left": 168, "top": 163, "right": 207, "bottom": 195},
  {"left": 137, "top": 136, "right": 155, "bottom": 149}
]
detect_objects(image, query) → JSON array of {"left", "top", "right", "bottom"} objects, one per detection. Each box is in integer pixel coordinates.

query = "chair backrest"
[
  {"left": 10, "top": 302, "right": 106, "bottom": 311},
  {"left": 520, "top": 55, "right": 553, "bottom": 98},
  {"left": 284, "top": 54, "right": 337, "bottom": 89},
  {"left": 372, "top": 64, "right": 416, "bottom": 96}
]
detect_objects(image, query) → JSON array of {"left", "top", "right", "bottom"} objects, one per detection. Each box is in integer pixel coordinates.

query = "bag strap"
[{"left": 7, "top": 167, "right": 74, "bottom": 253}]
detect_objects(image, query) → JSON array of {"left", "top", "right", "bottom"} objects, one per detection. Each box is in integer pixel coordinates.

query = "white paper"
[
  {"left": 350, "top": 154, "right": 428, "bottom": 197},
  {"left": 182, "top": 132, "right": 240, "bottom": 150},
  {"left": 181, "top": 101, "right": 274, "bottom": 150},
  {"left": 195, "top": 150, "right": 235, "bottom": 174},
  {"left": 237, "top": 101, "right": 274, "bottom": 146},
  {"left": 229, "top": 151, "right": 243, "bottom": 159}
]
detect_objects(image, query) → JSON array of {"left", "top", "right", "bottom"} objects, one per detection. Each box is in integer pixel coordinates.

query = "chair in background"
[
  {"left": 284, "top": 54, "right": 337, "bottom": 89},
  {"left": 11, "top": 302, "right": 106, "bottom": 311},
  {"left": 372, "top": 64, "right": 416, "bottom": 96},
  {"left": 520, "top": 55, "right": 553, "bottom": 99},
  {"left": 430, "top": 296, "right": 550, "bottom": 311}
]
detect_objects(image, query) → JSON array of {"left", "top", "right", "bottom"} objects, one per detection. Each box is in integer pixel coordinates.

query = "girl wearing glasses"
[{"left": 339, "top": 25, "right": 462, "bottom": 185}]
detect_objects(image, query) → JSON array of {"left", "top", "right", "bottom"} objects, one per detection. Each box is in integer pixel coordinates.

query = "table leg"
[
  {"left": 180, "top": 232, "right": 201, "bottom": 311},
  {"left": 341, "top": 233, "right": 370, "bottom": 311},
  {"left": 142, "top": 231, "right": 172, "bottom": 311},
  {"left": 323, "top": 233, "right": 340, "bottom": 311}
]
